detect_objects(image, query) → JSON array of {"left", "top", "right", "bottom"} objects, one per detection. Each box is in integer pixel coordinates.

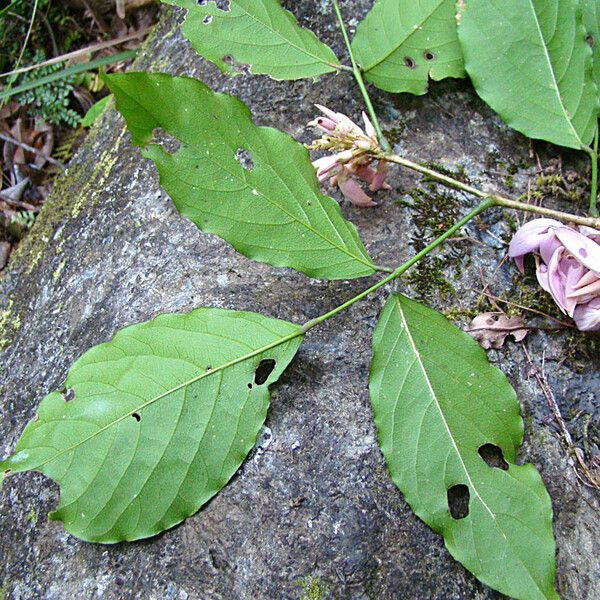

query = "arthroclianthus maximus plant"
[{"left": 2, "top": 1, "right": 600, "bottom": 599}]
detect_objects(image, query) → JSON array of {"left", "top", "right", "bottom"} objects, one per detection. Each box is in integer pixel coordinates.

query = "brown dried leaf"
[{"left": 465, "top": 312, "right": 529, "bottom": 350}]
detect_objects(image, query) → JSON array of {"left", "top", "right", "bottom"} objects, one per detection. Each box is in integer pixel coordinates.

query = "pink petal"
[
  {"left": 573, "top": 270, "right": 599, "bottom": 289},
  {"left": 354, "top": 164, "right": 376, "bottom": 185},
  {"left": 562, "top": 256, "right": 586, "bottom": 316},
  {"left": 573, "top": 298, "right": 600, "bottom": 331},
  {"left": 362, "top": 111, "right": 377, "bottom": 139},
  {"left": 337, "top": 176, "right": 377, "bottom": 207},
  {"left": 369, "top": 161, "right": 389, "bottom": 192},
  {"left": 567, "top": 276, "right": 600, "bottom": 300},
  {"left": 315, "top": 104, "right": 340, "bottom": 123},
  {"left": 536, "top": 261, "right": 551, "bottom": 293},
  {"left": 313, "top": 155, "right": 341, "bottom": 182},
  {"left": 555, "top": 227, "right": 600, "bottom": 275},
  {"left": 508, "top": 219, "right": 563, "bottom": 267},
  {"left": 308, "top": 116, "right": 337, "bottom": 132},
  {"left": 539, "top": 234, "right": 562, "bottom": 265},
  {"left": 546, "top": 248, "right": 569, "bottom": 314}
]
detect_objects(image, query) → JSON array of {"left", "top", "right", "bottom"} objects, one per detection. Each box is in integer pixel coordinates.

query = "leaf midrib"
[
  {"left": 15, "top": 327, "right": 303, "bottom": 472},
  {"left": 360, "top": 0, "right": 447, "bottom": 72},
  {"left": 394, "top": 296, "right": 548, "bottom": 595},
  {"left": 210, "top": 1, "right": 340, "bottom": 71},
  {"left": 525, "top": 0, "right": 583, "bottom": 147},
  {"left": 394, "top": 296, "right": 497, "bottom": 524},
  {"left": 180, "top": 147, "right": 377, "bottom": 273}
]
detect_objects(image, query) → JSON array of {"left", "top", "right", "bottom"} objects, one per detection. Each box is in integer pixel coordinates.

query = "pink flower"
[
  {"left": 509, "top": 219, "right": 600, "bottom": 331},
  {"left": 308, "top": 105, "right": 390, "bottom": 207}
]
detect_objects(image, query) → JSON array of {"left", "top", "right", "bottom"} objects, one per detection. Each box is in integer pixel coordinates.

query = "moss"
[
  {"left": 397, "top": 183, "right": 464, "bottom": 302},
  {"left": 420, "top": 161, "right": 470, "bottom": 184},
  {"left": 0, "top": 298, "right": 22, "bottom": 351},
  {"left": 297, "top": 576, "right": 329, "bottom": 600},
  {"left": 382, "top": 123, "right": 406, "bottom": 147}
]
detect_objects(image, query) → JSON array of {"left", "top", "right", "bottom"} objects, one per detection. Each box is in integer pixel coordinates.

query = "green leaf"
[
  {"left": 105, "top": 72, "right": 379, "bottom": 280},
  {"left": 1, "top": 308, "right": 302, "bottom": 543},
  {"left": 581, "top": 0, "right": 600, "bottom": 91},
  {"left": 81, "top": 95, "right": 112, "bottom": 128},
  {"left": 370, "top": 294, "right": 557, "bottom": 600},
  {"left": 457, "top": 0, "right": 598, "bottom": 150},
  {"left": 351, "top": 0, "right": 465, "bottom": 95},
  {"left": 161, "top": 0, "right": 340, "bottom": 80}
]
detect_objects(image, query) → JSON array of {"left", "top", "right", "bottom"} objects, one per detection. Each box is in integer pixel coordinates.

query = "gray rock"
[{"left": 1, "top": 3, "right": 599, "bottom": 599}]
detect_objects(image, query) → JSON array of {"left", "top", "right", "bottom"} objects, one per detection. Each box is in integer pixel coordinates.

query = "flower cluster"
[
  {"left": 509, "top": 219, "right": 600, "bottom": 331},
  {"left": 308, "top": 105, "right": 389, "bottom": 207}
]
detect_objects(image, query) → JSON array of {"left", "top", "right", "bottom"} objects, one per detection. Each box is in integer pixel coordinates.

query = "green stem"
[
  {"left": 381, "top": 152, "right": 600, "bottom": 230},
  {"left": 589, "top": 127, "right": 599, "bottom": 217},
  {"left": 332, "top": 0, "right": 391, "bottom": 153},
  {"left": 302, "top": 198, "right": 494, "bottom": 332}
]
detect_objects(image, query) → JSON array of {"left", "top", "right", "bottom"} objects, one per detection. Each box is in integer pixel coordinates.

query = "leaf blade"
[
  {"left": 370, "top": 294, "right": 558, "bottom": 600},
  {"left": 581, "top": 0, "right": 600, "bottom": 92},
  {"left": 351, "top": 0, "right": 465, "bottom": 95},
  {"left": 1, "top": 308, "right": 303, "bottom": 543},
  {"left": 162, "top": 0, "right": 340, "bottom": 80},
  {"left": 457, "top": 0, "right": 598, "bottom": 150},
  {"left": 105, "top": 72, "right": 378, "bottom": 280}
]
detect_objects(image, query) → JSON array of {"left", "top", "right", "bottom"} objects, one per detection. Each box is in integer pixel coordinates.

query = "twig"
[
  {"left": 0, "top": 193, "right": 38, "bottom": 211},
  {"left": 522, "top": 344, "right": 599, "bottom": 491},
  {"left": 472, "top": 289, "right": 575, "bottom": 328},
  {"left": 0, "top": 133, "right": 65, "bottom": 170},
  {"left": 381, "top": 152, "right": 600, "bottom": 229},
  {"left": 0, "top": 29, "right": 150, "bottom": 80}
]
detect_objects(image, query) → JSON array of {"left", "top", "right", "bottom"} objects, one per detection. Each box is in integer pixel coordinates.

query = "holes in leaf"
[
  {"left": 203, "top": 15, "right": 213, "bottom": 24},
  {"left": 586, "top": 33, "right": 595, "bottom": 48},
  {"left": 235, "top": 148, "right": 254, "bottom": 171},
  {"left": 403, "top": 56, "right": 417, "bottom": 69},
  {"left": 247, "top": 383, "right": 253, "bottom": 389},
  {"left": 62, "top": 387, "right": 75, "bottom": 402},
  {"left": 152, "top": 128, "right": 181, "bottom": 155},
  {"left": 447, "top": 484, "right": 470, "bottom": 519},
  {"left": 478, "top": 443, "right": 509, "bottom": 471},
  {"left": 423, "top": 50, "right": 436, "bottom": 61},
  {"left": 131, "top": 412, "right": 141, "bottom": 422},
  {"left": 254, "top": 359, "right": 276, "bottom": 385}
]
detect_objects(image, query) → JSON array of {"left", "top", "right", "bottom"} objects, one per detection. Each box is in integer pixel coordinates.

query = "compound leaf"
[
  {"left": 1, "top": 308, "right": 302, "bottom": 543},
  {"left": 105, "top": 72, "right": 378, "bottom": 280},
  {"left": 457, "top": 0, "right": 598, "bottom": 150},
  {"left": 370, "top": 294, "right": 557, "bottom": 600},
  {"left": 581, "top": 0, "right": 600, "bottom": 92},
  {"left": 351, "top": 0, "right": 465, "bottom": 95},
  {"left": 162, "top": 0, "right": 340, "bottom": 80}
]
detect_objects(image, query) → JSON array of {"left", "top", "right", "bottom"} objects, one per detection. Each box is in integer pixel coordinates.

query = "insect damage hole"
[
  {"left": 131, "top": 412, "right": 141, "bottom": 422},
  {"left": 447, "top": 484, "right": 470, "bottom": 519},
  {"left": 423, "top": 51, "right": 436, "bottom": 61},
  {"left": 478, "top": 443, "right": 509, "bottom": 471},
  {"left": 235, "top": 148, "right": 254, "bottom": 171},
  {"left": 152, "top": 128, "right": 181, "bottom": 155},
  {"left": 203, "top": 15, "right": 213, "bottom": 24},
  {"left": 62, "top": 387, "right": 75, "bottom": 402},
  {"left": 254, "top": 359, "right": 276, "bottom": 385},
  {"left": 403, "top": 56, "right": 417, "bottom": 69}
]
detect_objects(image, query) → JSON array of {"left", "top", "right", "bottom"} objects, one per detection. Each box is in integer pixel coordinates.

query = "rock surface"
[{"left": 1, "top": 3, "right": 599, "bottom": 599}]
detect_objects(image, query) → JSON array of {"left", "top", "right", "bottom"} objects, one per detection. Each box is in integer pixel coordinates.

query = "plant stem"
[
  {"left": 589, "top": 127, "right": 599, "bottom": 217},
  {"left": 332, "top": 0, "right": 391, "bottom": 153},
  {"left": 302, "top": 198, "right": 494, "bottom": 332},
  {"left": 381, "top": 152, "right": 600, "bottom": 230}
]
